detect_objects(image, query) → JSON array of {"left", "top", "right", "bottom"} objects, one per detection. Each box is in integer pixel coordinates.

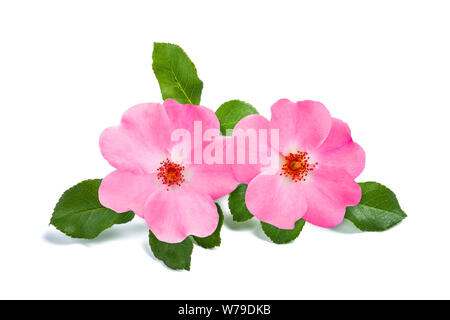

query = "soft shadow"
[
  {"left": 223, "top": 214, "right": 259, "bottom": 231},
  {"left": 331, "top": 219, "right": 362, "bottom": 234},
  {"left": 141, "top": 240, "right": 186, "bottom": 272},
  {"left": 223, "top": 213, "right": 271, "bottom": 242},
  {"left": 252, "top": 224, "right": 271, "bottom": 243},
  {"left": 43, "top": 221, "right": 147, "bottom": 246},
  {"left": 141, "top": 240, "right": 161, "bottom": 262}
]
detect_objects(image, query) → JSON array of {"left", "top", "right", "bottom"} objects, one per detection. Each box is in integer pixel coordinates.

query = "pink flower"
[
  {"left": 98, "top": 99, "right": 238, "bottom": 243},
  {"left": 233, "top": 99, "right": 365, "bottom": 229}
]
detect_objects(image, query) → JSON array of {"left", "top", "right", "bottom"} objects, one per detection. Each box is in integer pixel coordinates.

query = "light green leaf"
[
  {"left": 261, "top": 219, "right": 306, "bottom": 244},
  {"left": 228, "top": 184, "right": 253, "bottom": 222},
  {"left": 215, "top": 100, "right": 258, "bottom": 135},
  {"left": 193, "top": 204, "right": 224, "bottom": 249},
  {"left": 50, "top": 179, "right": 134, "bottom": 239},
  {"left": 148, "top": 231, "right": 193, "bottom": 271},
  {"left": 345, "top": 182, "right": 407, "bottom": 231},
  {"left": 152, "top": 42, "right": 203, "bottom": 105}
]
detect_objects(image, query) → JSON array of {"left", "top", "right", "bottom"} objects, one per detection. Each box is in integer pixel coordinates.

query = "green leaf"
[
  {"left": 50, "top": 179, "right": 134, "bottom": 239},
  {"left": 345, "top": 181, "right": 407, "bottom": 231},
  {"left": 228, "top": 184, "right": 254, "bottom": 222},
  {"left": 152, "top": 42, "right": 203, "bottom": 105},
  {"left": 148, "top": 231, "right": 193, "bottom": 271},
  {"left": 261, "top": 219, "right": 306, "bottom": 244},
  {"left": 193, "top": 203, "right": 224, "bottom": 249},
  {"left": 215, "top": 100, "right": 258, "bottom": 135}
]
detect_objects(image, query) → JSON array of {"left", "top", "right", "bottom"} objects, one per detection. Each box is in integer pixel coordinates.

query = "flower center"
[
  {"left": 157, "top": 159, "right": 185, "bottom": 188},
  {"left": 280, "top": 151, "right": 318, "bottom": 182}
]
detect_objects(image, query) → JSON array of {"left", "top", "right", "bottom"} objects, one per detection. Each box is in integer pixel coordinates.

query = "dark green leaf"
[
  {"left": 228, "top": 184, "right": 253, "bottom": 222},
  {"left": 215, "top": 100, "right": 258, "bottom": 135},
  {"left": 345, "top": 181, "right": 407, "bottom": 231},
  {"left": 193, "top": 203, "right": 224, "bottom": 249},
  {"left": 152, "top": 42, "right": 203, "bottom": 105},
  {"left": 50, "top": 179, "right": 134, "bottom": 239},
  {"left": 261, "top": 219, "right": 305, "bottom": 244},
  {"left": 148, "top": 231, "right": 193, "bottom": 271}
]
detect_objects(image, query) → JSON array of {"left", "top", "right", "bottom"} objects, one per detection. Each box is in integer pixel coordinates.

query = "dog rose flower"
[
  {"left": 233, "top": 99, "right": 365, "bottom": 229},
  {"left": 98, "top": 99, "right": 238, "bottom": 243}
]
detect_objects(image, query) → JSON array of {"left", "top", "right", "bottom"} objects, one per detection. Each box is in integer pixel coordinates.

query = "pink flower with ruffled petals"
[
  {"left": 233, "top": 99, "right": 365, "bottom": 229},
  {"left": 98, "top": 99, "right": 238, "bottom": 243}
]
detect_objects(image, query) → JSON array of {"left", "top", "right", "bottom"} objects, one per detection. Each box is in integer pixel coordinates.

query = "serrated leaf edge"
[
  {"left": 49, "top": 179, "right": 133, "bottom": 239},
  {"left": 152, "top": 42, "right": 203, "bottom": 105}
]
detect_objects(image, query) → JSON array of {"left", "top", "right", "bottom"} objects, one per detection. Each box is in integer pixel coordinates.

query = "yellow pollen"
[{"left": 289, "top": 160, "right": 304, "bottom": 171}]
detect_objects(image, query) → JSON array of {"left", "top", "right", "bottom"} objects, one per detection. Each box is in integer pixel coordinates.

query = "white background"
[{"left": 1, "top": 0, "right": 449, "bottom": 299}]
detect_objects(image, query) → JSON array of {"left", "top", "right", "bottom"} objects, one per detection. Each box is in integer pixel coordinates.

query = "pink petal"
[
  {"left": 316, "top": 118, "right": 365, "bottom": 178},
  {"left": 317, "top": 118, "right": 352, "bottom": 152},
  {"left": 99, "top": 170, "right": 160, "bottom": 218},
  {"left": 99, "top": 103, "right": 172, "bottom": 174},
  {"left": 318, "top": 143, "right": 365, "bottom": 179},
  {"left": 162, "top": 99, "right": 221, "bottom": 163},
  {"left": 270, "top": 99, "right": 332, "bottom": 153},
  {"left": 302, "top": 165, "right": 361, "bottom": 228},
  {"left": 186, "top": 136, "right": 238, "bottom": 199},
  {"left": 144, "top": 187, "right": 219, "bottom": 243},
  {"left": 245, "top": 172, "right": 308, "bottom": 229},
  {"left": 163, "top": 99, "right": 220, "bottom": 132},
  {"left": 232, "top": 114, "right": 277, "bottom": 184}
]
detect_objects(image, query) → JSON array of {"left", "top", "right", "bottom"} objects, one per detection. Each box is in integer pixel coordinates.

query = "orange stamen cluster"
[
  {"left": 157, "top": 159, "right": 185, "bottom": 189},
  {"left": 280, "top": 151, "right": 318, "bottom": 182}
]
